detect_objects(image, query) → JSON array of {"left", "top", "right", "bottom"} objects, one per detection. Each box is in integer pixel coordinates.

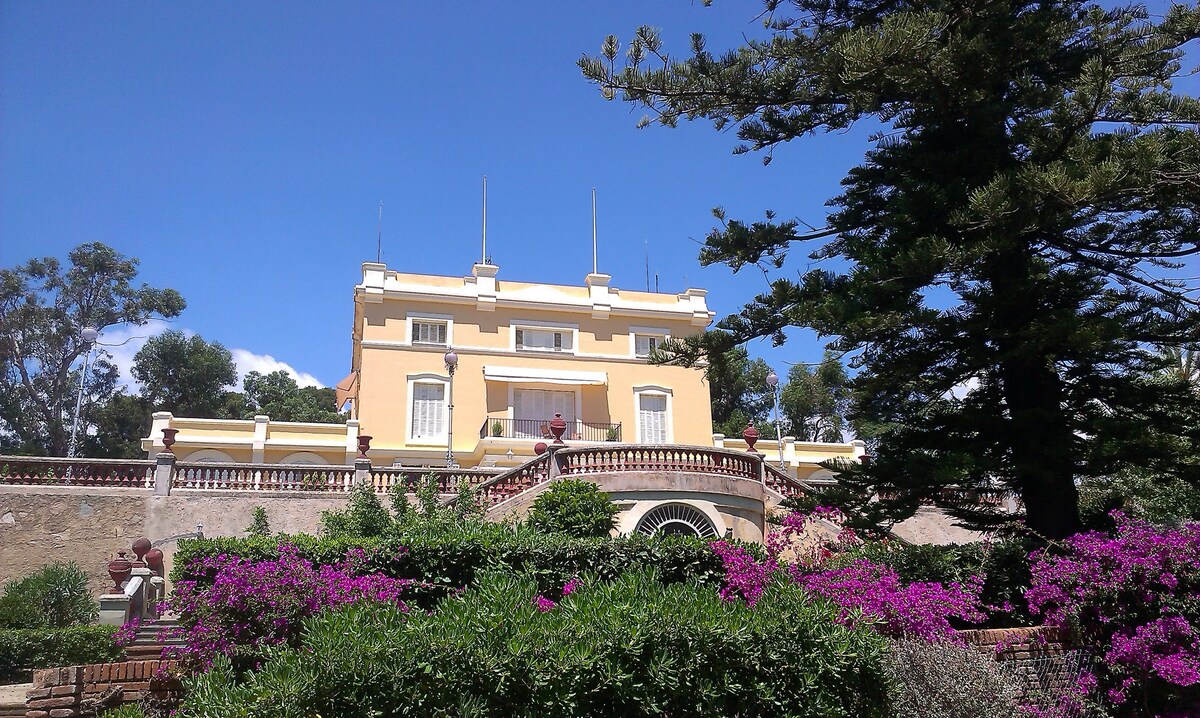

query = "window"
[
  {"left": 638, "top": 393, "right": 669, "bottom": 443},
  {"left": 634, "top": 334, "right": 665, "bottom": 358},
  {"left": 515, "top": 327, "right": 573, "bottom": 352},
  {"left": 410, "top": 383, "right": 446, "bottom": 439},
  {"left": 412, "top": 320, "right": 448, "bottom": 346}
]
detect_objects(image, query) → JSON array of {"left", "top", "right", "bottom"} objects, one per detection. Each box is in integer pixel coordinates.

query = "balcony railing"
[
  {"left": 0, "top": 455, "right": 154, "bottom": 489},
  {"left": 479, "top": 418, "right": 622, "bottom": 443}
]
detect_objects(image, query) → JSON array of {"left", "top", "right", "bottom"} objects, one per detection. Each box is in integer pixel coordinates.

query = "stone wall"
[{"left": 0, "top": 485, "right": 349, "bottom": 594}]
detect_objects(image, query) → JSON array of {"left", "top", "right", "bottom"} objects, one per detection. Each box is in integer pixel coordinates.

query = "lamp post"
[
  {"left": 765, "top": 369, "right": 785, "bottom": 469},
  {"left": 443, "top": 350, "right": 458, "bottom": 467},
  {"left": 67, "top": 326, "right": 99, "bottom": 458}
]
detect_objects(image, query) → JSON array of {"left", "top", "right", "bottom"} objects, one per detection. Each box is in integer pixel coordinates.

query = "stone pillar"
[
  {"left": 252, "top": 415, "right": 269, "bottom": 464},
  {"left": 153, "top": 452, "right": 175, "bottom": 496},
  {"left": 546, "top": 445, "right": 565, "bottom": 481},
  {"left": 354, "top": 457, "right": 372, "bottom": 489},
  {"left": 711, "top": 433, "right": 726, "bottom": 449},
  {"left": 97, "top": 593, "right": 130, "bottom": 627},
  {"left": 344, "top": 419, "right": 361, "bottom": 465}
]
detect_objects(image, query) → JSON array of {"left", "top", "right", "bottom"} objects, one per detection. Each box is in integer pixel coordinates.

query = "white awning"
[{"left": 482, "top": 365, "right": 608, "bottom": 386}]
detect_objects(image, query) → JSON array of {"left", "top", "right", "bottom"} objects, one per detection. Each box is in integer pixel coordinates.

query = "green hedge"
[
  {"left": 0, "top": 626, "right": 123, "bottom": 680},
  {"left": 182, "top": 571, "right": 890, "bottom": 718},
  {"left": 172, "top": 524, "right": 732, "bottom": 605}
]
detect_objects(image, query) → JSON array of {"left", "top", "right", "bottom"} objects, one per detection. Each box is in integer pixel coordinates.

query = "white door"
[{"left": 513, "top": 389, "right": 575, "bottom": 438}]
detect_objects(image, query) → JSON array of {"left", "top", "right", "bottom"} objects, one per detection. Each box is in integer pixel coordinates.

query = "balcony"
[{"left": 479, "top": 418, "right": 622, "bottom": 443}]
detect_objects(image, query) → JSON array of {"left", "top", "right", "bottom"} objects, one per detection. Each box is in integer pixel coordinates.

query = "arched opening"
[{"left": 635, "top": 503, "right": 719, "bottom": 539}]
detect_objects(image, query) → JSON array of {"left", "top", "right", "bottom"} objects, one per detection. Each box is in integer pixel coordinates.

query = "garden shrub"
[
  {"left": 171, "top": 525, "right": 727, "bottom": 607},
  {"left": 182, "top": 570, "right": 891, "bottom": 718},
  {"left": 0, "top": 562, "right": 97, "bottom": 629},
  {"left": 0, "top": 626, "right": 122, "bottom": 680},
  {"left": 526, "top": 478, "right": 620, "bottom": 537},
  {"left": 245, "top": 506, "right": 270, "bottom": 537},
  {"left": 319, "top": 480, "right": 392, "bottom": 538},
  {"left": 1025, "top": 515, "right": 1200, "bottom": 716},
  {"left": 883, "top": 638, "right": 1021, "bottom": 718}
]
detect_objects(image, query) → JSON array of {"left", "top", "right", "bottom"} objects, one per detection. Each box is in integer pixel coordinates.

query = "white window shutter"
[{"left": 639, "top": 394, "right": 668, "bottom": 443}]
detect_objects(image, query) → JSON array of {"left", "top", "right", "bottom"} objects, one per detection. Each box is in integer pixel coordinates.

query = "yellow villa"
[
  {"left": 143, "top": 260, "right": 863, "bottom": 478},
  {"left": 130, "top": 260, "right": 884, "bottom": 544}
]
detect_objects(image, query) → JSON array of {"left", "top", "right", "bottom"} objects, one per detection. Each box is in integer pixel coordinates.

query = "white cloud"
[
  {"left": 95, "top": 321, "right": 323, "bottom": 392},
  {"left": 230, "top": 349, "right": 325, "bottom": 389}
]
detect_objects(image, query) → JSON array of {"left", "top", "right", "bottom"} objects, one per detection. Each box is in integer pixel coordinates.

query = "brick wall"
[
  {"left": 960, "top": 625, "right": 1093, "bottom": 701},
  {"left": 26, "top": 660, "right": 181, "bottom": 717}
]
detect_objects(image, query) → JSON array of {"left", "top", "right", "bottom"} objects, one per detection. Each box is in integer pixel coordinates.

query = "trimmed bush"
[
  {"left": 182, "top": 570, "right": 891, "bottom": 717},
  {"left": 0, "top": 562, "right": 97, "bottom": 629},
  {"left": 527, "top": 478, "right": 619, "bottom": 537},
  {"left": 0, "top": 626, "right": 122, "bottom": 680},
  {"left": 171, "top": 525, "right": 729, "bottom": 607}
]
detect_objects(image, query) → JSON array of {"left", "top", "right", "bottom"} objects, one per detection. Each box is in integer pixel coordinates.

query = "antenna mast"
[
  {"left": 644, "top": 241, "right": 650, "bottom": 292},
  {"left": 482, "top": 175, "right": 488, "bottom": 264},
  {"left": 376, "top": 202, "right": 382, "bottom": 263},
  {"left": 591, "top": 187, "right": 598, "bottom": 274}
]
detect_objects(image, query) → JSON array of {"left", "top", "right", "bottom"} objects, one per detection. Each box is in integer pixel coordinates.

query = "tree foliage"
[
  {"left": 583, "top": 1, "right": 1200, "bottom": 538},
  {"left": 0, "top": 243, "right": 184, "bottom": 455},
  {"left": 705, "top": 345, "right": 773, "bottom": 438},
  {"left": 780, "top": 351, "right": 851, "bottom": 443},
  {"left": 131, "top": 330, "right": 238, "bottom": 418},
  {"left": 242, "top": 370, "right": 342, "bottom": 423}
]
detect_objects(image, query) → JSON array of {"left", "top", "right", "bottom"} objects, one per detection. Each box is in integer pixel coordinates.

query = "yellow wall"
[{"left": 355, "top": 290, "right": 715, "bottom": 453}]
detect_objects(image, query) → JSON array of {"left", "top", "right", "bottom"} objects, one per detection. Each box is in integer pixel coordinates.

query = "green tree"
[
  {"left": 705, "top": 346, "right": 773, "bottom": 438},
  {"left": 242, "top": 370, "right": 343, "bottom": 423},
  {"left": 84, "top": 392, "right": 151, "bottom": 459},
  {"left": 0, "top": 243, "right": 184, "bottom": 455},
  {"left": 583, "top": 2, "right": 1200, "bottom": 538},
  {"left": 320, "top": 481, "right": 392, "bottom": 538},
  {"left": 131, "top": 331, "right": 238, "bottom": 418},
  {"left": 527, "top": 479, "right": 619, "bottom": 538},
  {"left": 781, "top": 352, "right": 851, "bottom": 443}
]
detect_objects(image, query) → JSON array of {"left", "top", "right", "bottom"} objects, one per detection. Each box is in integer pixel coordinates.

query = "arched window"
[{"left": 635, "top": 503, "right": 719, "bottom": 538}]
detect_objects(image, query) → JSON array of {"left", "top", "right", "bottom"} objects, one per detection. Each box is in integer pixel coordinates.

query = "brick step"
[{"left": 0, "top": 703, "right": 25, "bottom": 718}]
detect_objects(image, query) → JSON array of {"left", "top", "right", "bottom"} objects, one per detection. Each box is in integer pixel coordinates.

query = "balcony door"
[{"left": 513, "top": 388, "right": 575, "bottom": 438}]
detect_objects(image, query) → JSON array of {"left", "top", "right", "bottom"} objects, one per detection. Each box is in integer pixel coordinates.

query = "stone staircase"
[{"left": 125, "top": 617, "right": 186, "bottom": 661}]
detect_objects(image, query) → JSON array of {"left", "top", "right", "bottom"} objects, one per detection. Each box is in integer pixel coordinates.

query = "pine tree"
[{"left": 582, "top": 1, "right": 1200, "bottom": 538}]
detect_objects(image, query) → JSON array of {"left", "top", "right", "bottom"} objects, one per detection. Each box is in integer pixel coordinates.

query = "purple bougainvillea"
[
  {"left": 712, "top": 508, "right": 984, "bottom": 641},
  {"left": 1026, "top": 515, "right": 1200, "bottom": 714},
  {"left": 164, "top": 544, "right": 416, "bottom": 668}
]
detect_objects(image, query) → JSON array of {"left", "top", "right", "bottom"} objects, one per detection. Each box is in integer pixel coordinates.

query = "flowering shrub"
[
  {"left": 182, "top": 571, "right": 892, "bottom": 717},
  {"left": 1025, "top": 515, "right": 1200, "bottom": 716},
  {"left": 794, "top": 560, "right": 985, "bottom": 641},
  {"left": 164, "top": 543, "right": 417, "bottom": 668},
  {"left": 713, "top": 508, "right": 986, "bottom": 641}
]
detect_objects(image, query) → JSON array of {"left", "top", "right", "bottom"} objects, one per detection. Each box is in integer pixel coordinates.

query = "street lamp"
[
  {"left": 443, "top": 350, "right": 458, "bottom": 467},
  {"left": 67, "top": 326, "right": 99, "bottom": 458},
  {"left": 765, "top": 369, "right": 785, "bottom": 469}
]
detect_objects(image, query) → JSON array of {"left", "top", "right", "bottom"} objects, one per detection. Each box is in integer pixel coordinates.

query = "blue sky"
[{"left": 2, "top": 1, "right": 1194, "bottom": 390}]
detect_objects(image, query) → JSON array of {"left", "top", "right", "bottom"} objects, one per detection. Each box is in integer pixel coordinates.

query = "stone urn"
[
  {"left": 161, "top": 427, "right": 179, "bottom": 452},
  {"left": 145, "top": 547, "right": 165, "bottom": 575},
  {"left": 107, "top": 551, "right": 132, "bottom": 592},
  {"left": 131, "top": 537, "right": 152, "bottom": 568},
  {"left": 549, "top": 413, "right": 567, "bottom": 445},
  {"left": 742, "top": 422, "right": 760, "bottom": 454},
  {"left": 357, "top": 434, "right": 372, "bottom": 459}
]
